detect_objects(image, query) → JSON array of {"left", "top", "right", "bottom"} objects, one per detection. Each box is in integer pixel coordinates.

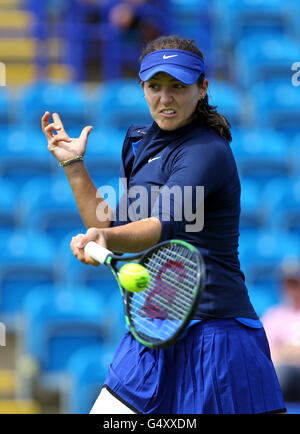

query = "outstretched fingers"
[
  {"left": 79, "top": 125, "right": 93, "bottom": 142},
  {"left": 42, "top": 112, "right": 72, "bottom": 143},
  {"left": 41, "top": 111, "right": 52, "bottom": 139},
  {"left": 52, "top": 112, "right": 66, "bottom": 131},
  {"left": 44, "top": 122, "right": 62, "bottom": 135}
]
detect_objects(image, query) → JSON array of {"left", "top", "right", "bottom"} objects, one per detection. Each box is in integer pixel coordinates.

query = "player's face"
[{"left": 142, "top": 72, "right": 207, "bottom": 131}]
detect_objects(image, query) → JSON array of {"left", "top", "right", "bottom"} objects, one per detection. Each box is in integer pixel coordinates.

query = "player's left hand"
[{"left": 70, "top": 228, "right": 107, "bottom": 266}]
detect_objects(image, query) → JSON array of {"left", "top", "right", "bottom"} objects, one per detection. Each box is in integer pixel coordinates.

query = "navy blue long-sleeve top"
[{"left": 112, "top": 120, "right": 259, "bottom": 321}]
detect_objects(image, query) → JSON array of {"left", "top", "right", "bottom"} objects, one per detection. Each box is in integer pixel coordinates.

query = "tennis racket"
[{"left": 84, "top": 239, "right": 206, "bottom": 349}]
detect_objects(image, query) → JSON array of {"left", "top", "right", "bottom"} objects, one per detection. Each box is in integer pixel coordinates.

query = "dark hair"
[{"left": 139, "top": 35, "right": 232, "bottom": 142}]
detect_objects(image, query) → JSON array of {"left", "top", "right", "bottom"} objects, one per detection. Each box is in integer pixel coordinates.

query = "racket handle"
[{"left": 84, "top": 241, "right": 112, "bottom": 265}]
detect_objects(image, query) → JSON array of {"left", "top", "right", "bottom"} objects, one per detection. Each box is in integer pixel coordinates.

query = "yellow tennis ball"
[{"left": 119, "top": 263, "right": 150, "bottom": 293}]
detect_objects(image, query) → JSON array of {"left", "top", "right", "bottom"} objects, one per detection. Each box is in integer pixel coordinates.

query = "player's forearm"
[
  {"left": 102, "top": 217, "right": 162, "bottom": 253},
  {"left": 63, "top": 161, "right": 113, "bottom": 229}
]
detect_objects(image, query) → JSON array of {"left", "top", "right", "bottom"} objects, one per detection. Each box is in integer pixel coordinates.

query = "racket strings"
[
  {"left": 144, "top": 246, "right": 198, "bottom": 312},
  {"left": 129, "top": 301, "right": 191, "bottom": 339},
  {"left": 139, "top": 268, "right": 195, "bottom": 311},
  {"left": 139, "top": 269, "right": 196, "bottom": 316},
  {"left": 127, "top": 244, "right": 201, "bottom": 342},
  {"left": 146, "top": 258, "right": 197, "bottom": 298},
  {"left": 130, "top": 281, "right": 190, "bottom": 323},
  {"left": 150, "top": 250, "right": 199, "bottom": 290},
  {"left": 147, "top": 245, "right": 199, "bottom": 295}
]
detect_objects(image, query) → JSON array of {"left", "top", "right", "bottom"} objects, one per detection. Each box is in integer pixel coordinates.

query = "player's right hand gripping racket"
[{"left": 84, "top": 240, "right": 206, "bottom": 349}]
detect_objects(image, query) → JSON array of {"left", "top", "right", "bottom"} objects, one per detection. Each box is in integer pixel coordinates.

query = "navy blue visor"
[{"left": 139, "top": 49, "right": 205, "bottom": 85}]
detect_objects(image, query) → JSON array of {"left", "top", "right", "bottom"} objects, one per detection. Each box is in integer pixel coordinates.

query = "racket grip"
[{"left": 84, "top": 241, "right": 112, "bottom": 265}]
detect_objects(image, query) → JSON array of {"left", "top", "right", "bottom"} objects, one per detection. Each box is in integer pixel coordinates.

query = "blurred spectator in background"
[
  {"left": 75, "top": 0, "right": 169, "bottom": 80},
  {"left": 98, "top": 0, "right": 170, "bottom": 80},
  {"left": 262, "top": 258, "right": 300, "bottom": 403},
  {"left": 43, "top": 0, "right": 168, "bottom": 80},
  {"left": 108, "top": 0, "right": 166, "bottom": 44}
]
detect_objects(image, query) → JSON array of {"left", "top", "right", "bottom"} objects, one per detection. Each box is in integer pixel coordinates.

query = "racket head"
[{"left": 120, "top": 240, "right": 206, "bottom": 349}]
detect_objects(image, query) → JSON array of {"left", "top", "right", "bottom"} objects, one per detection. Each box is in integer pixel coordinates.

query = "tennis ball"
[{"left": 119, "top": 263, "right": 150, "bottom": 292}]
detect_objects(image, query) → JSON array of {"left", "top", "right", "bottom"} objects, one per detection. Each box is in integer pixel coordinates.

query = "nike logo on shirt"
[{"left": 148, "top": 156, "right": 161, "bottom": 163}]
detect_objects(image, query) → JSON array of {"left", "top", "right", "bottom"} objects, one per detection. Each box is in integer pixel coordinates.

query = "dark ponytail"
[
  {"left": 195, "top": 74, "right": 232, "bottom": 142},
  {"left": 139, "top": 35, "right": 232, "bottom": 143}
]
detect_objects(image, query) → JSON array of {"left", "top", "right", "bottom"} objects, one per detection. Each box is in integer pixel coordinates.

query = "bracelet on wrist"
[{"left": 59, "top": 155, "right": 84, "bottom": 167}]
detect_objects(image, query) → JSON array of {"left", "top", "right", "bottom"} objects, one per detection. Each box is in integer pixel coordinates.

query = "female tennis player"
[{"left": 42, "top": 35, "right": 286, "bottom": 414}]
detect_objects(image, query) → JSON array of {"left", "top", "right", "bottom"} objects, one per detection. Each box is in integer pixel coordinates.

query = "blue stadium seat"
[
  {"left": 240, "top": 178, "right": 266, "bottom": 230},
  {"left": 213, "top": 0, "right": 299, "bottom": 49},
  {"left": 208, "top": 80, "right": 249, "bottom": 127},
  {"left": 232, "top": 128, "right": 292, "bottom": 181},
  {"left": 85, "top": 129, "right": 122, "bottom": 190},
  {"left": 0, "top": 126, "right": 9, "bottom": 148},
  {"left": 247, "top": 282, "right": 280, "bottom": 317},
  {"left": 0, "top": 128, "right": 48, "bottom": 157},
  {"left": 55, "top": 231, "right": 126, "bottom": 344},
  {"left": 91, "top": 80, "right": 152, "bottom": 134},
  {"left": 170, "top": 0, "right": 207, "bottom": 11},
  {"left": 260, "top": 177, "right": 300, "bottom": 235},
  {"left": 66, "top": 343, "right": 116, "bottom": 414},
  {"left": 86, "top": 128, "right": 124, "bottom": 160},
  {"left": 231, "top": 128, "right": 289, "bottom": 157},
  {"left": 16, "top": 81, "right": 92, "bottom": 136},
  {"left": 103, "top": 291, "right": 127, "bottom": 345},
  {"left": 290, "top": 133, "right": 300, "bottom": 172},
  {"left": 55, "top": 231, "right": 120, "bottom": 303},
  {"left": 85, "top": 159, "right": 121, "bottom": 192},
  {"left": 0, "top": 129, "right": 53, "bottom": 187},
  {"left": 0, "top": 179, "right": 18, "bottom": 232},
  {"left": 0, "top": 229, "right": 56, "bottom": 326},
  {"left": 21, "top": 284, "right": 106, "bottom": 383},
  {"left": 55, "top": 230, "right": 82, "bottom": 282},
  {"left": 0, "top": 87, "right": 12, "bottom": 125},
  {"left": 239, "top": 230, "right": 300, "bottom": 290},
  {"left": 251, "top": 81, "right": 300, "bottom": 138},
  {"left": 17, "top": 177, "right": 85, "bottom": 242},
  {"left": 234, "top": 34, "right": 300, "bottom": 89}
]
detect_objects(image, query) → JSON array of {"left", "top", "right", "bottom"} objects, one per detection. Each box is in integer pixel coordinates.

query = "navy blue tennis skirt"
[{"left": 103, "top": 319, "right": 286, "bottom": 414}]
